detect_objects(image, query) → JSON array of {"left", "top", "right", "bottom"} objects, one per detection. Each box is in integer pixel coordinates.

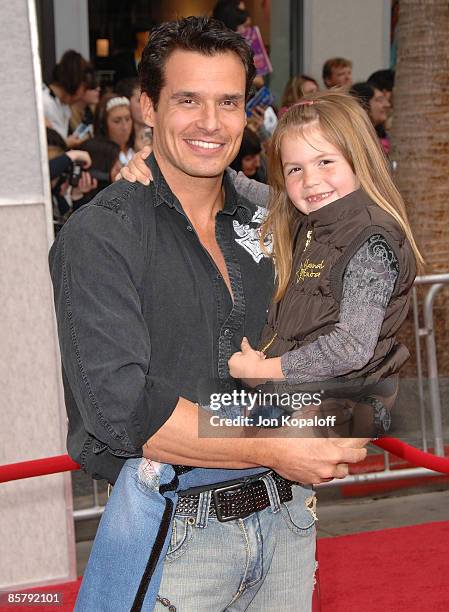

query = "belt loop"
[
  {"left": 195, "top": 490, "right": 212, "bottom": 528},
  {"left": 261, "top": 473, "right": 281, "bottom": 513}
]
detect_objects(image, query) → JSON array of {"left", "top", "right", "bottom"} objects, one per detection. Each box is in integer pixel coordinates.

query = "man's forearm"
[
  {"left": 143, "top": 397, "right": 264, "bottom": 468},
  {"left": 143, "top": 398, "right": 370, "bottom": 485}
]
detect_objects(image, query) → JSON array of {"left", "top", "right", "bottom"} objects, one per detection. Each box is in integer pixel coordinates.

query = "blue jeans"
[
  {"left": 76, "top": 459, "right": 317, "bottom": 611},
  {"left": 157, "top": 478, "right": 317, "bottom": 611}
]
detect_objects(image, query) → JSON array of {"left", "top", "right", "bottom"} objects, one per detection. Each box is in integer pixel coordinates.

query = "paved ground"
[
  {"left": 316, "top": 487, "right": 449, "bottom": 538},
  {"left": 74, "top": 479, "right": 449, "bottom": 576}
]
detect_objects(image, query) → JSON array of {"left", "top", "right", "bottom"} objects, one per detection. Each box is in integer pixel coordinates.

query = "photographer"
[
  {"left": 47, "top": 128, "right": 97, "bottom": 231},
  {"left": 74, "top": 138, "right": 121, "bottom": 208}
]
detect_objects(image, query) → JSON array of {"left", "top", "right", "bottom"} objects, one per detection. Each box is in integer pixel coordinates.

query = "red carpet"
[
  {"left": 0, "top": 578, "right": 81, "bottom": 612},
  {"left": 317, "top": 520, "right": 449, "bottom": 611},
  {"left": 2, "top": 522, "right": 449, "bottom": 611}
]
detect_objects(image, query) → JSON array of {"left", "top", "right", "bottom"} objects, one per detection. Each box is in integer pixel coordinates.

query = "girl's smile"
[{"left": 281, "top": 126, "right": 359, "bottom": 215}]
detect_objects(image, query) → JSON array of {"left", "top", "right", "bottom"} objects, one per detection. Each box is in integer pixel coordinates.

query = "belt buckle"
[{"left": 212, "top": 481, "right": 253, "bottom": 523}]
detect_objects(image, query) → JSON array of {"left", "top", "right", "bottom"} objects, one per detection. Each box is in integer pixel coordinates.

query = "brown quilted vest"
[{"left": 259, "top": 189, "right": 416, "bottom": 384}]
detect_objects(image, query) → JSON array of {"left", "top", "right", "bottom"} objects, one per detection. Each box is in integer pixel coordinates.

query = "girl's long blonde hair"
[{"left": 260, "top": 90, "right": 424, "bottom": 302}]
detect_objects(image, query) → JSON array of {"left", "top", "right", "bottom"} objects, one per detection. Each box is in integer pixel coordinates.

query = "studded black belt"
[{"left": 175, "top": 472, "right": 294, "bottom": 522}]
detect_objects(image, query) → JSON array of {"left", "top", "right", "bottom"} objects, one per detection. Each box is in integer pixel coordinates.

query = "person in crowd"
[
  {"left": 368, "top": 69, "right": 395, "bottom": 106},
  {"left": 248, "top": 72, "right": 279, "bottom": 138},
  {"left": 94, "top": 93, "right": 134, "bottom": 164},
  {"left": 279, "top": 74, "right": 319, "bottom": 116},
  {"left": 212, "top": 0, "right": 251, "bottom": 32},
  {"left": 69, "top": 68, "right": 100, "bottom": 135},
  {"left": 70, "top": 139, "right": 122, "bottom": 210},
  {"left": 229, "top": 91, "right": 421, "bottom": 438},
  {"left": 113, "top": 24, "right": 152, "bottom": 84},
  {"left": 42, "top": 50, "right": 95, "bottom": 147},
  {"left": 350, "top": 82, "right": 391, "bottom": 154},
  {"left": 50, "top": 17, "right": 368, "bottom": 611},
  {"left": 46, "top": 128, "right": 97, "bottom": 232},
  {"left": 322, "top": 57, "right": 353, "bottom": 89},
  {"left": 115, "top": 77, "right": 152, "bottom": 151},
  {"left": 230, "top": 126, "right": 267, "bottom": 182}
]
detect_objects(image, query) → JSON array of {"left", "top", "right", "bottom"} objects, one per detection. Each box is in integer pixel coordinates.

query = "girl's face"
[
  {"left": 281, "top": 127, "right": 358, "bottom": 215},
  {"left": 106, "top": 106, "right": 133, "bottom": 148}
]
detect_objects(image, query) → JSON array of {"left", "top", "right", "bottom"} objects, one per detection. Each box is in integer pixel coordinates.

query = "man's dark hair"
[
  {"left": 139, "top": 16, "right": 256, "bottom": 108},
  {"left": 52, "top": 50, "right": 91, "bottom": 95},
  {"left": 367, "top": 69, "right": 395, "bottom": 92}
]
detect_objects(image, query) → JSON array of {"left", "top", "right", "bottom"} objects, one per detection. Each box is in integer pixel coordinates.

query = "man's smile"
[{"left": 185, "top": 139, "right": 224, "bottom": 151}]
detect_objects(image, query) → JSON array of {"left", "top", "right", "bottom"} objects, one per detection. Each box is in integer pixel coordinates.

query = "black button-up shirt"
[{"left": 49, "top": 155, "right": 274, "bottom": 483}]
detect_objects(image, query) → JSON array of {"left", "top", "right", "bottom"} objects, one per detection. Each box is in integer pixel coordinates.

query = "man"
[
  {"left": 322, "top": 56, "right": 353, "bottom": 89},
  {"left": 50, "top": 17, "right": 366, "bottom": 611}
]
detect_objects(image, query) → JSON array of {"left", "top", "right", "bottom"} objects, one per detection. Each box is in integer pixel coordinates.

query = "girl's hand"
[
  {"left": 228, "top": 337, "right": 266, "bottom": 384},
  {"left": 118, "top": 145, "right": 153, "bottom": 185}
]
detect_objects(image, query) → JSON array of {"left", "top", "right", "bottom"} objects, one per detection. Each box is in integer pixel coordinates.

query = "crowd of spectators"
[{"left": 44, "top": 2, "right": 394, "bottom": 232}]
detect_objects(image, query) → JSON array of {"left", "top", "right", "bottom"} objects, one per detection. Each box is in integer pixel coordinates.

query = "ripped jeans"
[
  {"left": 76, "top": 458, "right": 317, "bottom": 612},
  {"left": 76, "top": 400, "right": 317, "bottom": 611}
]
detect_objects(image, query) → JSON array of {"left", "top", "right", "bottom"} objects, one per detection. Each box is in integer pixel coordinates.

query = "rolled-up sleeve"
[{"left": 49, "top": 203, "right": 179, "bottom": 457}]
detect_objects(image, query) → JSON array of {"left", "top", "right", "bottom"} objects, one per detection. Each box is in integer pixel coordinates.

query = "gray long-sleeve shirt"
[{"left": 281, "top": 234, "right": 399, "bottom": 381}]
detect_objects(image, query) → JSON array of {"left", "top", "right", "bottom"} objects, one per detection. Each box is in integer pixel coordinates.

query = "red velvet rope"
[
  {"left": 0, "top": 438, "right": 448, "bottom": 484},
  {"left": 0, "top": 454, "right": 80, "bottom": 483},
  {"left": 373, "top": 437, "right": 449, "bottom": 474}
]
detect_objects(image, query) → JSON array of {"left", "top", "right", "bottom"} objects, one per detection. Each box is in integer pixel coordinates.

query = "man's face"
[
  {"left": 141, "top": 50, "right": 247, "bottom": 180},
  {"left": 326, "top": 65, "right": 352, "bottom": 89}
]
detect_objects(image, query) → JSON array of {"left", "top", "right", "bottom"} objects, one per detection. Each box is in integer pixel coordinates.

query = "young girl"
[
  {"left": 94, "top": 93, "right": 135, "bottom": 165},
  {"left": 229, "top": 90, "right": 422, "bottom": 437}
]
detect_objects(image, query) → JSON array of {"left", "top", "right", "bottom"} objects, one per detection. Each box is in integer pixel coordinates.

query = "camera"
[{"left": 67, "top": 160, "right": 84, "bottom": 187}]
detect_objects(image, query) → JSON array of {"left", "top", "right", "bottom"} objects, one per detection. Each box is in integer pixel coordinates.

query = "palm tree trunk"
[{"left": 391, "top": 0, "right": 449, "bottom": 376}]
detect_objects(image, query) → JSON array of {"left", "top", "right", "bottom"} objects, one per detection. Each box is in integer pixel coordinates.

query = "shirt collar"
[{"left": 147, "top": 153, "right": 253, "bottom": 221}]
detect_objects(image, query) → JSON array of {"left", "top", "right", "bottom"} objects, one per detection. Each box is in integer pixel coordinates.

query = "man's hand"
[
  {"left": 229, "top": 337, "right": 265, "bottom": 384},
  {"left": 334, "top": 437, "right": 372, "bottom": 449},
  {"left": 66, "top": 150, "right": 92, "bottom": 168},
  {"left": 260, "top": 435, "right": 368, "bottom": 484},
  {"left": 118, "top": 145, "right": 153, "bottom": 185}
]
